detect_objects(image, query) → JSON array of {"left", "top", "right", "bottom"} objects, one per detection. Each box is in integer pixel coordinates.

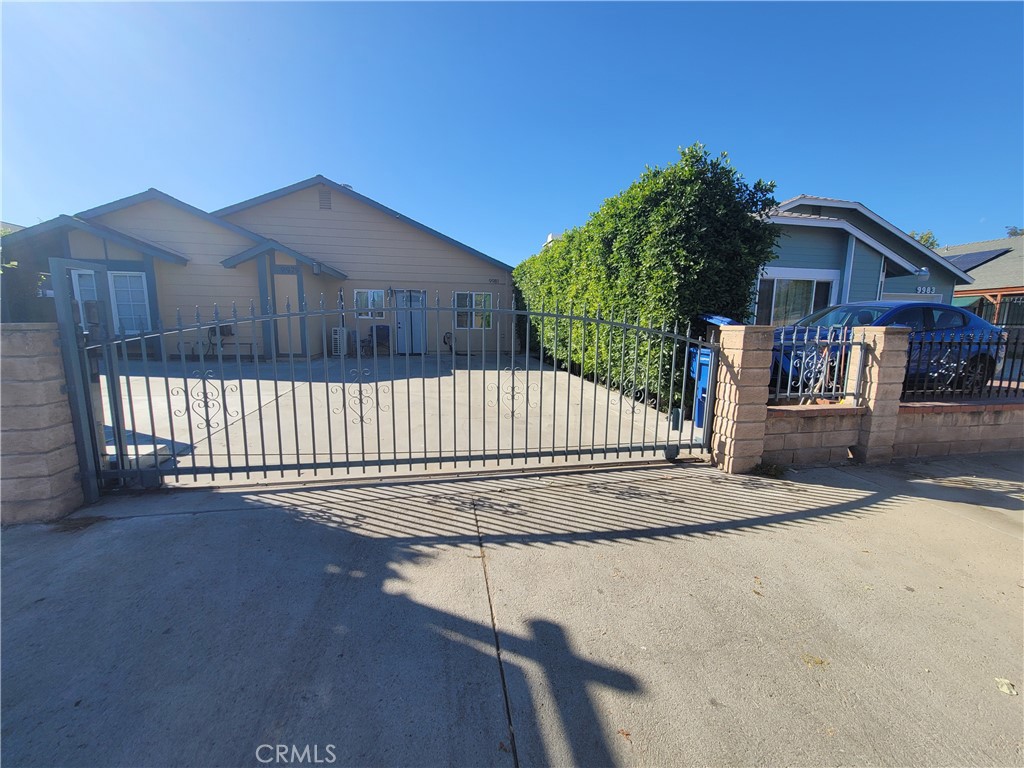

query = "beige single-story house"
[{"left": 1, "top": 176, "right": 514, "bottom": 356}]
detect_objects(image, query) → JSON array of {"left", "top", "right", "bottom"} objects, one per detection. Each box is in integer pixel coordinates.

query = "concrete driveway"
[{"left": 2, "top": 453, "right": 1022, "bottom": 766}]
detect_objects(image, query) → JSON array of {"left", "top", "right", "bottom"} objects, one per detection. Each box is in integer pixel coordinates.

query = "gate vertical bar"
[
  {"left": 156, "top": 320, "right": 182, "bottom": 482},
  {"left": 702, "top": 342, "right": 719, "bottom": 452},
  {"left": 301, "top": 295, "right": 319, "bottom": 476},
  {"left": 212, "top": 306, "right": 235, "bottom": 480},
  {"left": 135, "top": 326, "right": 161, "bottom": 479},
  {"left": 249, "top": 301, "right": 269, "bottom": 479},
  {"left": 284, "top": 298, "right": 302, "bottom": 474},
  {"left": 537, "top": 303, "right": 546, "bottom": 464},
  {"left": 230, "top": 303, "right": 252, "bottom": 480},
  {"left": 47, "top": 260, "right": 102, "bottom": 502}
]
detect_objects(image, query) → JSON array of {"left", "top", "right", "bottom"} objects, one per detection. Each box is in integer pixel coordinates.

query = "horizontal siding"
[
  {"left": 850, "top": 241, "right": 883, "bottom": 301},
  {"left": 223, "top": 186, "right": 511, "bottom": 286},
  {"left": 883, "top": 273, "right": 956, "bottom": 303},
  {"left": 154, "top": 260, "right": 261, "bottom": 325},
  {"left": 95, "top": 200, "right": 254, "bottom": 261},
  {"left": 771, "top": 225, "right": 847, "bottom": 272}
]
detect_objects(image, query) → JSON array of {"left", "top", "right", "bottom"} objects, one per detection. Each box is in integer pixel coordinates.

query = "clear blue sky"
[{"left": 3, "top": 2, "right": 1022, "bottom": 266}]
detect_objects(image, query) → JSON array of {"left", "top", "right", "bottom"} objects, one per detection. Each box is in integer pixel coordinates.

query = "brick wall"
[
  {"left": 1, "top": 323, "right": 84, "bottom": 524},
  {"left": 894, "top": 402, "right": 1024, "bottom": 459},
  {"left": 762, "top": 405, "right": 865, "bottom": 466}
]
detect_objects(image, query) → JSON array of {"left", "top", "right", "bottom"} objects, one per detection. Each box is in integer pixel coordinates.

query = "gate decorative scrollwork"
[
  {"left": 330, "top": 368, "right": 391, "bottom": 425},
  {"left": 171, "top": 370, "right": 239, "bottom": 430},
  {"left": 487, "top": 367, "right": 538, "bottom": 420}
]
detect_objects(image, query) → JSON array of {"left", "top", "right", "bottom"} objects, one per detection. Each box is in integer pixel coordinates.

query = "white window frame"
[
  {"left": 71, "top": 269, "right": 99, "bottom": 332},
  {"left": 454, "top": 291, "right": 492, "bottom": 330},
  {"left": 353, "top": 289, "right": 386, "bottom": 319},
  {"left": 753, "top": 267, "right": 841, "bottom": 325},
  {"left": 108, "top": 271, "right": 152, "bottom": 334},
  {"left": 71, "top": 268, "right": 152, "bottom": 334}
]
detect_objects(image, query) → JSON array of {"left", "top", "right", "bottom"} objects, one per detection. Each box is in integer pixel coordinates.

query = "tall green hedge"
[{"left": 513, "top": 144, "right": 779, "bottom": 410}]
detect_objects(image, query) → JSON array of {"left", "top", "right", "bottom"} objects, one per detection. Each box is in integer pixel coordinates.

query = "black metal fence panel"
[
  {"left": 769, "top": 327, "right": 865, "bottom": 405},
  {"left": 901, "top": 328, "right": 1024, "bottom": 402},
  {"left": 85, "top": 295, "right": 720, "bottom": 487}
]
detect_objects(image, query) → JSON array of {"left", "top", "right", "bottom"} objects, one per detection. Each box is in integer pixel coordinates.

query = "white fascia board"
[
  {"left": 771, "top": 215, "right": 924, "bottom": 276},
  {"left": 777, "top": 197, "right": 974, "bottom": 283}
]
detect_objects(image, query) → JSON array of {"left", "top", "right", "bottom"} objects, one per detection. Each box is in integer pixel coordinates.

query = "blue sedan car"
[{"left": 773, "top": 301, "right": 1007, "bottom": 397}]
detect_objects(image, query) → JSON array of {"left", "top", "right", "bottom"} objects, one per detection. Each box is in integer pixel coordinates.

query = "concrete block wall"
[
  {"left": 712, "top": 323, "right": 1021, "bottom": 473},
  {"left": 850, "top": 326, "right": 910, "bottom": 464},
  {"left": 894, "top": 402, "right": 1024, "bottom": 459},
  {"left": 711, "top": 325, "right": 773, "bottom": 474},
  {"left": 1, "top": 323, "right": 84, "bottom": 524},
  {"left": 762, "top": 405, "right": 865, "bottom": 466}
]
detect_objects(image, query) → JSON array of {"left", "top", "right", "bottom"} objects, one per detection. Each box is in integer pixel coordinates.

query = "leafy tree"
[
  {"left": 514, "top": 143, "right": 779, "bottom": 407},
  {"left": 909, "top": 230, "right": 939, "bottom": 249},
  {"left": 1006, "top": 226, "right": 1023, "bottom": 237}
]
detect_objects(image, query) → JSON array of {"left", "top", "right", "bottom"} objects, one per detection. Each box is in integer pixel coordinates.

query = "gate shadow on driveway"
[{"left": 3, "top": 458, "right": 1021, "bottom": 767}]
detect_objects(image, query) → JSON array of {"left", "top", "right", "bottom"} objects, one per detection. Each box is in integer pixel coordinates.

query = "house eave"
[
  {"left": 777, "top": 195, "right": 974, "bottom": 284},
  {"left": 213, "top": 175, "right": 513, "bottom": 274}
]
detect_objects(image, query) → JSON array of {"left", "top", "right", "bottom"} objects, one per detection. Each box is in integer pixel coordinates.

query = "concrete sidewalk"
[{"left": 2, "top": 453, "right": 1022, "bottom": 766}]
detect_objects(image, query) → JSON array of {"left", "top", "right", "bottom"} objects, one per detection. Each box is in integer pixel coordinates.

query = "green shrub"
[{"left": 514, "top": 144, "right": 779, "bottom": 409}]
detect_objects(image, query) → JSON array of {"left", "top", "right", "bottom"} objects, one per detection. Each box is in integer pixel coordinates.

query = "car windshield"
[{"left": 795, "top": 305, "right": 893, "bottom": 328}]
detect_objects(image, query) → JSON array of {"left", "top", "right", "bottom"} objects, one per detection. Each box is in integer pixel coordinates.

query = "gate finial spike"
[
  {"left": 248, "top": 299, "right": 257, "bottom": 318},
  {"left": 194, "top": 306, "right": 202, "bottom": 324},
  {"left": 176, "top": 308, "right": 183, "bottom": 329},
  {"left": 213, "top": 303, "right": 221, "bottom": 322},
  {"left": 450, "top": 290, "right": 455, "bottom": 308},
  {"left": 231, "top": 301, "right": 238, "bottom": 320},
  {"left": 319, "top": 293, "right": 325, "bottom": 311},
  {"left": 337, "top": 289, "right": 344, "bottom": 311},
  {"left": 285, "top": 296, "right": 292, "bottom": 313},
  {"left": 435, "top": 291, "right": 440, "bottom": 308}
]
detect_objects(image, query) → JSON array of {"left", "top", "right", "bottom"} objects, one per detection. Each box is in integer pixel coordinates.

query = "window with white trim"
[
  {"left": 754, "top": 269, "right": 840, "bottom": 326},
  {"left": 109, "top": 271, "right": 152, "bottom": 333},
  {"left": 71, "top": 269, "right": 151, "bottom": 333},
  {"left": 71, "top": 270, "right": 98, "bottom": 332},
  {"left": 354, "top": 289, "right": 386, "bottom": 318},
  {"left": 455, "top": 291, "right": 492, "bottom": 329}
]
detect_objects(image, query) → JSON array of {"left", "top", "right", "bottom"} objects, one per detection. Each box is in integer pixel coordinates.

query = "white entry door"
[{"left": 394, "top": 289, "right": 427, "bottom": 354}]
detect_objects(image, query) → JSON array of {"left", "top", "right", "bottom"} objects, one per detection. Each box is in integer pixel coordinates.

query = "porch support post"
[{"left": 257, "top": 249, "right": 274, "bottom": 358}]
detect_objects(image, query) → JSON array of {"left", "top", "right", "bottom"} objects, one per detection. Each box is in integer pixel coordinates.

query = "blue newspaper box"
[
  {"left": 688, "top": 314, "right": 740, "bottom": 428},
  {"left": 689, "top": 348, "right": 714, "bottom": 428}
]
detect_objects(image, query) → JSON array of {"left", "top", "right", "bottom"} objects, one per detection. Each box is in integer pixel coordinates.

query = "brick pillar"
[
  {"left": 711, "top": 325, "right": 773, "bottom": 474},
  {"left": 1, "top": 323, "right": 85, "bottom": 524},
  {"left": 851, "top": 326, "right": 910, "bottom": 464}
]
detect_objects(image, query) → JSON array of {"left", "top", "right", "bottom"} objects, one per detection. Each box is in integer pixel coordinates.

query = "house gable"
[
  {"left": 778, "top": 195, "right": 971, "bottom": 284},
  {"left": 218, "top": 181, "right": 512, "bottom": 290}
]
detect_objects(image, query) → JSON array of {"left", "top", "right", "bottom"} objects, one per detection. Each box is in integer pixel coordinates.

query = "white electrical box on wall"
[{"left": 331, "top": 326, "right": 347, "bottom": 356}]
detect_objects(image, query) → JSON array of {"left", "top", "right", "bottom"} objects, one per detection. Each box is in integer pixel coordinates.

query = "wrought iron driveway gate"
[{"left": 51, "top": 265, "right": 720, "bottom": 497}]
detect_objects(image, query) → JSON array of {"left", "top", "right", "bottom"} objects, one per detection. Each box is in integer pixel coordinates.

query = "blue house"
[{"left": 753, "top": 195, "right": 972, "bottom": 325}]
